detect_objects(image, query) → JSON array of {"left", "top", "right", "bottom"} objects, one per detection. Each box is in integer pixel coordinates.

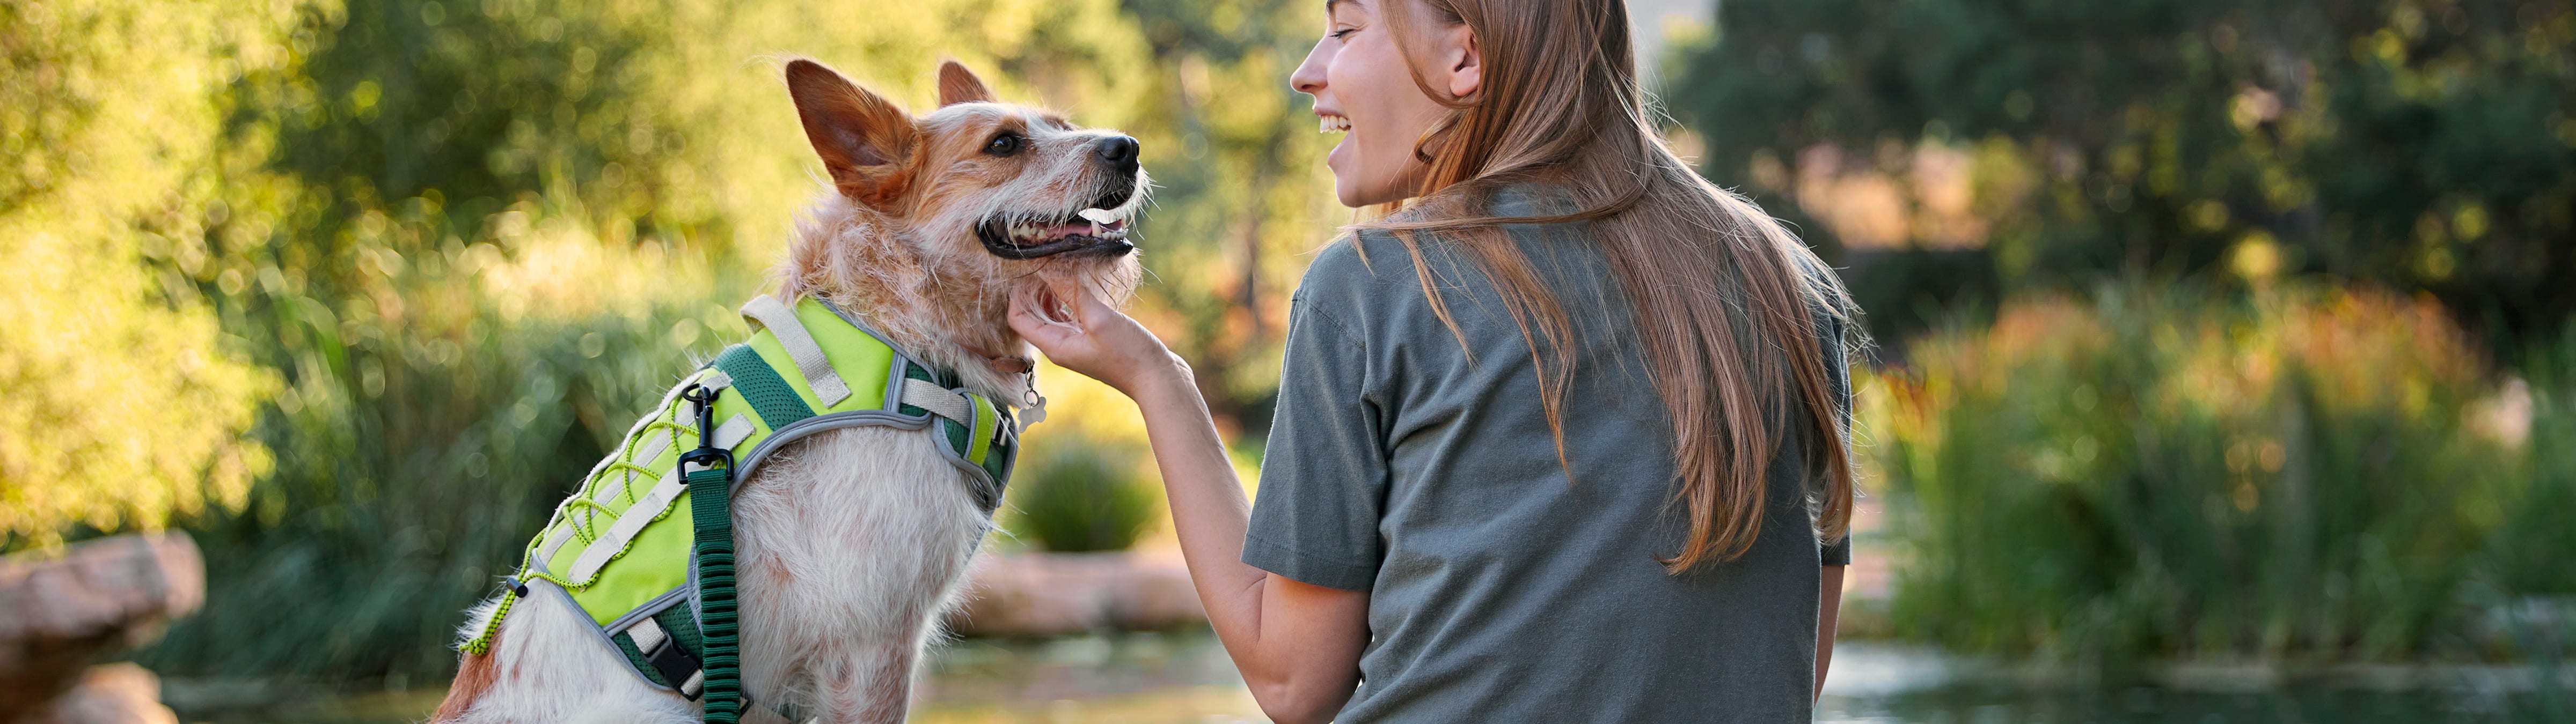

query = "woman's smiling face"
[{"left": 1291, "top": 0, "right": 1470, "bottom": 208}]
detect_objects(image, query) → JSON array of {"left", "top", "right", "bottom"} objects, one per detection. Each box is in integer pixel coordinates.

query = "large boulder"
[
  {"left": 946, "top": 552, "right": 1205, "bottom": 638},
  {"left": 0, "top": 533, "right": 203, "bottom": 723}
]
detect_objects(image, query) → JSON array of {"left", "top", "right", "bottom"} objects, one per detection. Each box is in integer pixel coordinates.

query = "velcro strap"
[
  {"left": 740, "top": 296, "right": 851, "bottom": 407},
  {"left": 899, "top": 378, "right": 975, "bottom": 424}
]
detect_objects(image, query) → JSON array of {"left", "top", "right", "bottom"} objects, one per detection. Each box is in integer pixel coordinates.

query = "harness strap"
[
  {"left": 713, "top": 345, "right": 816, "bottom": 428},
  {"left": 898, "top": 377, "right": 975, "bottom": 424},
  {"left": 740, "top": 296, "right": 853, "bottom": 407}
]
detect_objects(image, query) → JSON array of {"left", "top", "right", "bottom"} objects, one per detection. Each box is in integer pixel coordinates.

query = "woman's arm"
[
  {"left": 1009, "top": 282, "right": 1369, "bottom": 724},
  {"left": 1816, "top": 564, "right": 1844, "bottom": 701}
]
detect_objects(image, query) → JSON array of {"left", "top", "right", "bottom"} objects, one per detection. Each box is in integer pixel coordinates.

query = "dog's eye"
[{"left": 984, "top": 132, "right": 1023, "bottom": 157}]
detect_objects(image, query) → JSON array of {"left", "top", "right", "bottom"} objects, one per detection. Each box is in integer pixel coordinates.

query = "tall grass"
[{"left": 1867, "top": 283, "right": 2560, "bottom": 663}]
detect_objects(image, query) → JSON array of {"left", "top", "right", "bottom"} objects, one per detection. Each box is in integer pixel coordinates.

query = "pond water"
[
  {"left": 166, "top": 634, "right": 2572, "bottom": 723},
  {"left": 1817, "top": 644, "right": 2572, "bottom": 723}
]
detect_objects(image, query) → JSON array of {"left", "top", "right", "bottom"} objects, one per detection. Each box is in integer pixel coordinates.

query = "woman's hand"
[{"left": 1008, "top": 279, "right": 1188, "bottom": 398}]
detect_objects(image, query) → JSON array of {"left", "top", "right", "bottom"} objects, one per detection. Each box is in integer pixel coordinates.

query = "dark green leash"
[{"left": 678, "top": 383, "right": 744, "bottom": 724}]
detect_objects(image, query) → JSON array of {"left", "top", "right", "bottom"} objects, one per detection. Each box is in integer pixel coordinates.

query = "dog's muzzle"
[{"left": 976, "top": 181, "right": 1142, "bottom": 260}]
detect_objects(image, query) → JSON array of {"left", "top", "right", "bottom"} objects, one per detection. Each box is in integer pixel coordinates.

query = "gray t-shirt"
[{"left": 1244, "top": 189, "right": 1852, "bottom": 723}]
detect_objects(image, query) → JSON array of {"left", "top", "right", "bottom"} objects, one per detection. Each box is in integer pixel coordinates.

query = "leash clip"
[{"left": 677, "top": 384, "right": 733, "bottom": 474}]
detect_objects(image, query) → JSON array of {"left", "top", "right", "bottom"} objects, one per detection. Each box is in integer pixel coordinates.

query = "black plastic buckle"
[
  {"left": 642, "top": 638, "right": 704, "bottom": 699},
  {"left": 676, "top": 385, "right": 733, "bottom": 474}
]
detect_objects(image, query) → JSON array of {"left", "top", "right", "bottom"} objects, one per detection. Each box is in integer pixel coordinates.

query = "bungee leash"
[{"left": 679, "top": 383, "right": 744, "bottom": 724}]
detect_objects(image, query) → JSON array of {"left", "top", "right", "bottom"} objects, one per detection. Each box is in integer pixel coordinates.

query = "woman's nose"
[{"left": 1290, "top": 42, "right": 1329, "bottom": 95}]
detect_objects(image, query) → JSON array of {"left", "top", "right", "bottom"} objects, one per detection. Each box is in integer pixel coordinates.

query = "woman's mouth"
[{"left": 1319, "top": 113, "right": 1352, "bottom": 134}]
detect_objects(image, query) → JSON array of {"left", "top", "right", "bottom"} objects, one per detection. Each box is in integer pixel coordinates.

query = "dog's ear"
[
  {"left": 785, "top": 59, "right": 915, "bottom": 203},
  {"left": 936, "top": 60, "right": 995, "bottom": 106}
]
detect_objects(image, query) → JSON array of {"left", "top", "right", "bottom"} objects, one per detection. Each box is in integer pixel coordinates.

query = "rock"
[
  {"left": 946, "top": 552, "right": 1205, "bottom": 637},
  {"left": 0, "top": 533, "right": 203, "bottom": 723},
  {"left": 17, "top": 664, "right": 177, "bottom": 724}
]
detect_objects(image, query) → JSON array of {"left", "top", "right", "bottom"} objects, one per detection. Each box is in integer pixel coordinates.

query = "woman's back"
[{"left": 1247, "top": 187, "right": 1853, "bottom": 722}]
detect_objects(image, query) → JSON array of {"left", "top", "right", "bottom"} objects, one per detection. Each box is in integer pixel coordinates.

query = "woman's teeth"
[{"left": 1319, "top": 115, "right": 1352, "bottom": 134}]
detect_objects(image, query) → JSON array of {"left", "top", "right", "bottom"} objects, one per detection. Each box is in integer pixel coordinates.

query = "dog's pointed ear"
[
  {"left": 936, "top": 60, "right": 994, "bottom": 106},
  {"left": 785, "top": 59, "right": 914, "bottom": 201}
]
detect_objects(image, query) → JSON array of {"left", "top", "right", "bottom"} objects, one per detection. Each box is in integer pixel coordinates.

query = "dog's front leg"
[{"left": 812, "top": 638, "right": 918, "bottom": 723}]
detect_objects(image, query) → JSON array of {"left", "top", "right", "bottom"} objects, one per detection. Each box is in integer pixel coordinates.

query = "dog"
[{"left": 431, "top": 57, "right": 1146, "bottom": 724}]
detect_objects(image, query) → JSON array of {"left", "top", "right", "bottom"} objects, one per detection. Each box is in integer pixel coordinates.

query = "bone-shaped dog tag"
[{"left": 1018, "top": 389, "right": 1047, "bottom": 432}]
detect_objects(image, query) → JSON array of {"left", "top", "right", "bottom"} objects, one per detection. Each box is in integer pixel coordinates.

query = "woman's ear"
[{"left": 1444, "top": 24, "right": 1482, "bottom": 99}]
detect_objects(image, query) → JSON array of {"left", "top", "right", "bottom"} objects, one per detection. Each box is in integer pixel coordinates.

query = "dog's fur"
[{"left": 433, "top": 58, "right": 1145, "bottom": 724}]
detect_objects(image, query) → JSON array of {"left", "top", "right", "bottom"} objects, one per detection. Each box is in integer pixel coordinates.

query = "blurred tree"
[
  {"left": 1668, "top": 0, "right": 2576, "bottom": 351},
  {"left": 0, "top": 0, "right": 283, "bottom": 546},
  {"left": 1120, "top": 0, "right": 1340, "bottom": 435}
]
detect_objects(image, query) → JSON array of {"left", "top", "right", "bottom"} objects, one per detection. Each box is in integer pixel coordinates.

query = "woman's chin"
[{"left": 1329, "top": 171, "right": 1368, "bottom": 208}]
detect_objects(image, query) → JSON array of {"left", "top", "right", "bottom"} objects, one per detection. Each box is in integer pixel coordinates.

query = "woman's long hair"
[{"left": 1363, "top": 0, "right": 1860, "bottom": 571}]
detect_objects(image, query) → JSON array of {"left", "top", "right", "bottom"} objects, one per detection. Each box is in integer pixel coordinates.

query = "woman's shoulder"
[{"left": 1294, "top": 231, "right": 1413, "bottom": 303}]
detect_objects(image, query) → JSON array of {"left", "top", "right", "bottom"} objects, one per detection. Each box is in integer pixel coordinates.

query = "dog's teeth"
[
  {"left": 1077, "top": 208, "right": 1120, "bottom": 224},
  {"left": 1089, "top": 220, "right": 1101, "bottom": 236}
]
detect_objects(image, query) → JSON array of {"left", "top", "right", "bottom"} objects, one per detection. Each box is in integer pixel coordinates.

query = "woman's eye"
[
  {"left": 1328, "top": 28, "right": 1356, "bottom": 40},
  {"left": 985, "top": 133, "right": 1022, "bottom": 156}
]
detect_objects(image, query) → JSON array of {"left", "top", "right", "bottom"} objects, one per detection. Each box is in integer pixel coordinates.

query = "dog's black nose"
[{"left": 1094, "top": 135, "right": 1140, "bottom": 175}]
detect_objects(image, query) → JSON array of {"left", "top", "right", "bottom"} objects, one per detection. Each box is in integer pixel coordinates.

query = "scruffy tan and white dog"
[{"left": 431, "top": 58, "right": 1145, "bottom": 724}]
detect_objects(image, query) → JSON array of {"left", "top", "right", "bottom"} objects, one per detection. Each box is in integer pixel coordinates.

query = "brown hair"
[{"left": 1360, "top": 0, "right": 1860, "bottom": 571}]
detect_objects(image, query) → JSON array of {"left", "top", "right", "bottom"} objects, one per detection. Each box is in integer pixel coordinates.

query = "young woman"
[{"left": 1007, "top": 0, "right": 1860, "bottom": 721}]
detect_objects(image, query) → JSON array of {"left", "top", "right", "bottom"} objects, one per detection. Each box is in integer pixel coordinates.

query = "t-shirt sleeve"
[
  {"left": 1820, "top": 313, "right": 1855, "bottom": 567},
  {"left": 1241, "top": 295, "right": 1389, "bottom": 592}
]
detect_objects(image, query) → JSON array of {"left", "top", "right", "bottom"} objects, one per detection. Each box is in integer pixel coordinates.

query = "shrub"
[
  {"left": 1004, "top": 442, "right": 1161, "bottom": 554},
  {"left": 1868, "top": 283, "right": 2524, "bottom": 662}
]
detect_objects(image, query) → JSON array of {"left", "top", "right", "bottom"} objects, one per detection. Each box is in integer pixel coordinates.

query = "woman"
[{"left": 1007, "top": 0, "right": 1860, "bottom": 721}]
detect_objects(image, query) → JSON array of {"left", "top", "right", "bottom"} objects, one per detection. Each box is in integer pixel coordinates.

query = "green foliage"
[
  {"left": 1116, "top": 0, "right": 1343, "bottom": 430},
  {"left": 1669, "top": 0, "right": 2576, "bottom": 347},
  {"left": 0, "top": 0, "right": 285, "bottom": 545},
  {"left": 0, "top": 0, "right": 1328, "bottom": 682},
  {"left": 1866, "top": 282, "right": 2562, "bottom": 661},
  {"left": 1004, "top": 442, "right": 1162, "bottom": 554}
]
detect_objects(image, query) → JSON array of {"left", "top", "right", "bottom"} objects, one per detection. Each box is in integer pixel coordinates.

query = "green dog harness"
[{"left": 459, "top": 295, "right": 1019, "bottom": 722}]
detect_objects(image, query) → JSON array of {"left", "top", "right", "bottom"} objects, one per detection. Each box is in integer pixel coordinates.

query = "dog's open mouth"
[{"left": 977, "top": 208, "right": 1135, "bottom": 260}]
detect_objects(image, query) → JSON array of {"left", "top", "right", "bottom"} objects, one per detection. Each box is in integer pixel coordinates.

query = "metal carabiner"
[{"left": 677, "top": 384, "right": 733, "bottom": 474}]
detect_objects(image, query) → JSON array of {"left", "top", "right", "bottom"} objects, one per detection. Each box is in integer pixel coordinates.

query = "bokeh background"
[{"left": 3, "top": 0, "right": 2571, "bottom": 721}]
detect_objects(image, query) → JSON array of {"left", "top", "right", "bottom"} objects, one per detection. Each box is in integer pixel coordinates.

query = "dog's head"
[{"left": 777, "top": 58, "right": 1144, "bottom": 360}]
